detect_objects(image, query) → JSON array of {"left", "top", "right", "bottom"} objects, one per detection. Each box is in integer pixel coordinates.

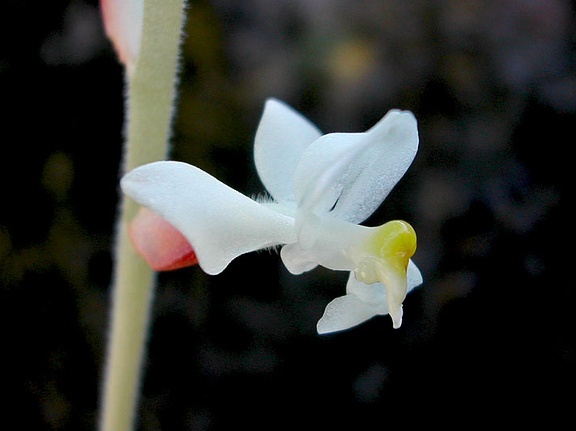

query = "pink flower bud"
[
  {"left": 100, "top": 0, "right": 143, "bottom": 74},
  {"left": 128, "top": 206, "right": 198, "bottom": 271}
]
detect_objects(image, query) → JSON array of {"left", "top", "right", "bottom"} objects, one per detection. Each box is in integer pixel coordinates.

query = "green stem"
[{"left": 99, "top": 1, "right": 187, "bottom": 430}]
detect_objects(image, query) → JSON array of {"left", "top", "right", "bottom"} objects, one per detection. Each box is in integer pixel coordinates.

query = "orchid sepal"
[
  {"left": 254, "top": 98, "right": 322, "bottom": 205},
  {"left": 121, "top": 160, "right": 296, "bottom": 275}
]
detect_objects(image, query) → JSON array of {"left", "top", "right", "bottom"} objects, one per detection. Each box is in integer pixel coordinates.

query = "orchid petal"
[
  {"left": 100, "top": 0, "right": 143, "bottom": 74},
  {"left": 254, "top": 98, "right": 322, "bottom": 205},
  {"left": 316, "top": 289, "right": 384, "bottom": 334},
  {"left": 280, "top": 242, "right": 319, "bottom": 274},
  {"left": 406, "top": 258, "right": 424, "bottom": 290},
  {"left": 317, "top": 260, "right": 422, "bottom": 334},
  {"left": 295, "top": 110, "right": 418, "bottom": 223},
  {"left": 121, "top": 161, "right": 296, "bottom": 275}
]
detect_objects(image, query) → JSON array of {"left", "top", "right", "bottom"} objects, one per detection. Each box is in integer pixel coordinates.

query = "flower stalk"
[{"left": 99, "top": 1, "right": 187, "bottom": 430}]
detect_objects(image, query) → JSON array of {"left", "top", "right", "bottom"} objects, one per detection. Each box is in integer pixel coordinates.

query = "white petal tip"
[
  {"left": 316, "top": 319, "right": 349, "bottom": 335},
  {"left": 315, "top": 294, "right": 378, "bottom": 335}
]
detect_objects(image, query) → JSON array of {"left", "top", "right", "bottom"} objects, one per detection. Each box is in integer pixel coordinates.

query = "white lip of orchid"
[
  {"left": 351, "top": 220, "right": 417, "bottom": 328},
  {"left": 315, "top": 259, "right": 423, "bottom": 334},
  {"left": 120, "top": 98, "right": 423, "bottom": 333},
  {"left": 281, "top": 214, "right": 416, "bottom": 329}
]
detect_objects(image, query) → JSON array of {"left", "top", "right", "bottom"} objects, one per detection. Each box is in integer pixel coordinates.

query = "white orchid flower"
[{"left": 121, "top": 98, "right": 423, "bottom": 334}]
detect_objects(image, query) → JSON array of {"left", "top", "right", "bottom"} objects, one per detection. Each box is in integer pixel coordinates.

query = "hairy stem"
[{"left": 99, "top": 1, "right": 187, "bottom": 430}]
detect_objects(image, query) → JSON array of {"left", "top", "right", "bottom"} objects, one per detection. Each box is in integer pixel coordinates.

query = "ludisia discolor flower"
[{"left": 121, "top": 99, "right": 423, "bottom": 333}]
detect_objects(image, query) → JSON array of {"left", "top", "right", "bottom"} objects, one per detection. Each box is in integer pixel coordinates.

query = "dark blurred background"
[{"left": 1, "top": 0, "right": 575, "bottom": 429}]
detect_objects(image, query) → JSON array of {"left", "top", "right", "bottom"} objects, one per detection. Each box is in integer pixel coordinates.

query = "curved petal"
[
  {"left": 121, "top": 161, "right": 296, "bottom": 275},
  {"left": 254, "top": 98, "right": 322, "bottom": 205},
  {"left": 316, "top": 284, "right": 384, "bottom": 334},
  {"left": 280, "top": 242, "right": 319, "bottom": 274},
  {"left": 406, "top": 259, "right": 423, "bottom": 291},
  {"left": 295, "top": 110, "right": 419, "bottom": 223}
]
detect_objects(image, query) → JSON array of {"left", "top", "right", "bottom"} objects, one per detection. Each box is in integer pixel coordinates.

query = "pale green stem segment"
[{"left": 99, "top": 1, "right": 187, "bottom": 431}]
